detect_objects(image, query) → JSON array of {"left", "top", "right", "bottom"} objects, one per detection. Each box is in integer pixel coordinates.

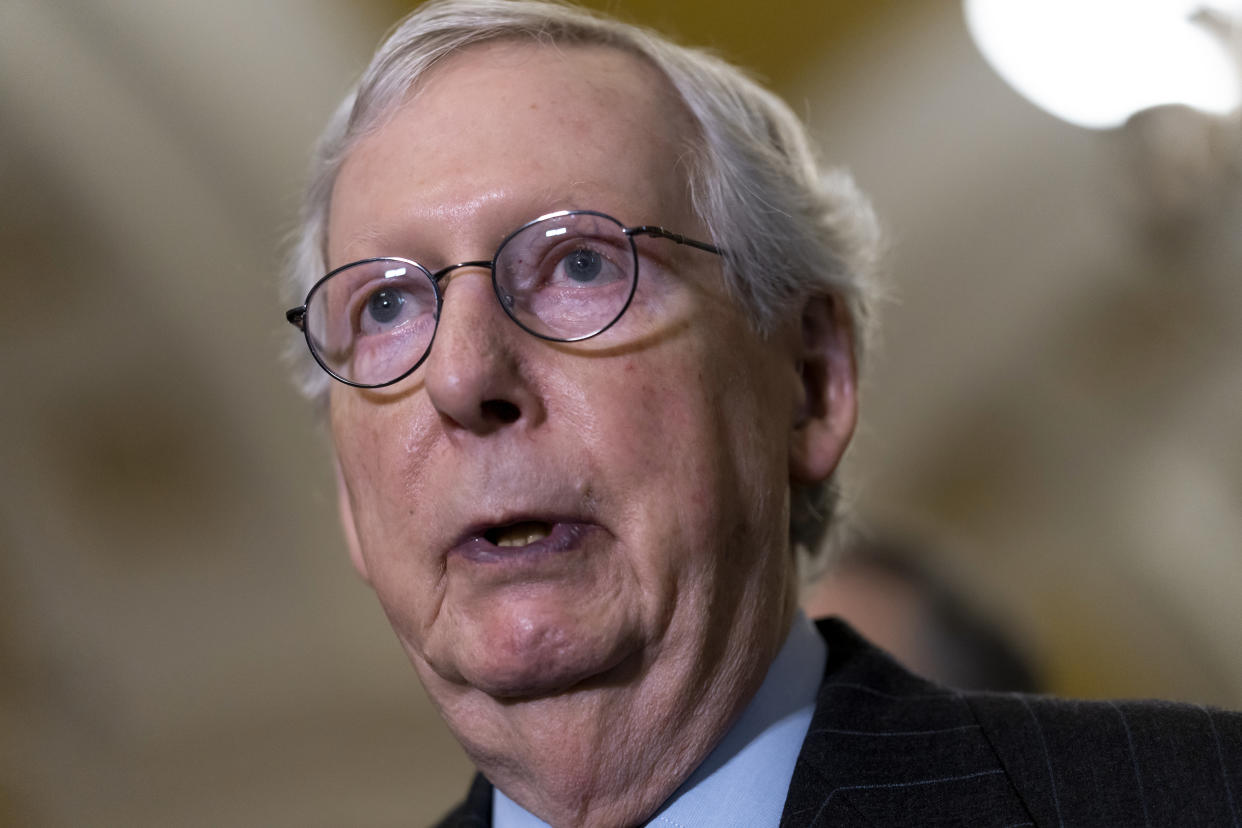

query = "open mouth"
[
  {"left": 484, "top": 521, "right": 554, "bottom": 548},
  {"left": 451, "top": 519, "right": 594, "bottom": 564}
]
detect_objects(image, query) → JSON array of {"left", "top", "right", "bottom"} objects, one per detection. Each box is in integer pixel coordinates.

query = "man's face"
[{"left": 327, "top": 42, "right": 824, "bottom": 710}]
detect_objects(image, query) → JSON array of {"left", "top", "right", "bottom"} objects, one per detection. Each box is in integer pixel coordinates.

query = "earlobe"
[
  {"left": 335, "top": 458, "right": 372, "bottom": 584},
  {"left": 790, "top": 294, "right": 858, "bottom": 484}
]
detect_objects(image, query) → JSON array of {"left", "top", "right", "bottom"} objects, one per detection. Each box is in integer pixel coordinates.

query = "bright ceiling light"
[{"left": 964, "top": 0, "right": 1242, "bottom": 129}]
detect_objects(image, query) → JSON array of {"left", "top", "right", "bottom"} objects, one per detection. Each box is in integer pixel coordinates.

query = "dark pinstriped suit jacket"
[{"left": 434, "top": 618, "right": 1242, "bottom": 827}]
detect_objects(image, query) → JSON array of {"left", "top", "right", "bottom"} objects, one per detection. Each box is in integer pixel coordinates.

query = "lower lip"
[{"left": 450, "top": 522, "right": 595, "bottom": 565}]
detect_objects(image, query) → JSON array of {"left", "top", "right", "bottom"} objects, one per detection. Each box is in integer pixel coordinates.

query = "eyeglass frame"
[{"left": 285, "top": 209, "right": 724, "bottom": 389}]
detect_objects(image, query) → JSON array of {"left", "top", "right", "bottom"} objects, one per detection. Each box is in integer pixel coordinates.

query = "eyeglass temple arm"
[
  {"left": 286, "top": 306, "right": 307, "bottom": 331},
  {"left": 626, "top": 226, "right": 723, "bottom": 256}
]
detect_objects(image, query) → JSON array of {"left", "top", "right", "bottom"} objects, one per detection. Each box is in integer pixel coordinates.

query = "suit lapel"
[
  {"left": 780, "top": 619, "right": 1033, "bottom": 827},
  {"left": 432, "top": 772, "right": 492, "bottom": 828}
]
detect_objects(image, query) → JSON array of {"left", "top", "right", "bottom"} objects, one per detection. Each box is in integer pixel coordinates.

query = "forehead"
[{"left": 329, "top": 40, "right": 701, "bottom": 261}]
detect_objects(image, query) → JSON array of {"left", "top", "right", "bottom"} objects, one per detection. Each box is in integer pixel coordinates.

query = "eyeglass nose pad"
[
  {"left": 431, "top": 260, "right": 495, "bottom": 287},
  {"left": 429, "top": 261, "right": 515, "bottom": 343}
]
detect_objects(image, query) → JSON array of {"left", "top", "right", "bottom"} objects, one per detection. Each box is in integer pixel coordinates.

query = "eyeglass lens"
[
  {"left": 306, "top": 258, "right": 440, "bottom": 387},
  {"left": 495, "top": 211, "right": 638, "bottom": 342}
]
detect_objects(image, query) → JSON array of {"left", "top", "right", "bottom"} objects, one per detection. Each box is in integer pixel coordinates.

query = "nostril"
[{"left": 481, "top": 399, "right": 520, "bottom": 424}]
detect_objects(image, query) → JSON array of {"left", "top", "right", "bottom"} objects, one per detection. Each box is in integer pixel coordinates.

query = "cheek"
[
  {"left": 331, "top": 396, "right": 440, "bottom": 549},
  {"left": 332, "top": 408, "right": 452, "bottom": 648},
  {"left": 612, "top": 358, "right": 703, "bottom": 465},
  {"left": 603, "top": 344, "right": 784, "bottom": 527}
]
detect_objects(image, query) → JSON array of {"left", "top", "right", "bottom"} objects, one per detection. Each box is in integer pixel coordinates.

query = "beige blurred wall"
[{"left": 1, "top": 1, "right": 1238, "bottom": 825}]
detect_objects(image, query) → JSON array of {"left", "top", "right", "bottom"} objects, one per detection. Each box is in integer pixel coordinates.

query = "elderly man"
[{"left": 285, "top": 2, "right": 1241, "bottom": 825}]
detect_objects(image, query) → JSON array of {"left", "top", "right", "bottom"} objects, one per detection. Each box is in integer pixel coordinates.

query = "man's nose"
[{"left": 422, "top": 268, "right": 544, "bottom": 435}]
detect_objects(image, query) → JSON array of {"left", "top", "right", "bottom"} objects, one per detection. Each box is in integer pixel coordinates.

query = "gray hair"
[{"left": 286, "top": 0, "right": 881, "bottom": 562}]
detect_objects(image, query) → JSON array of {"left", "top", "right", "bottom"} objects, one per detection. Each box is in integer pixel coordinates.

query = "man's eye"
[
  {"left": 561, "top": 248, "right": 604, "bottom": 283},
  {"left": 356, "top": 283, "right": 427, "bottom": 334},
  {"left": 367, "top": 287, "right": 405, "bottom": 324},
  {"left": 547, "top": 244, "right": 627, "bottom": 288}
]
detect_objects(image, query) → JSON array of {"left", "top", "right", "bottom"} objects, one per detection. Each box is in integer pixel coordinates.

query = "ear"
[
  {"left": 334, "top": 458, "right": 372, "bottom": 584},
  {"left": 790, "top": 294, "right": 858, "bottom": 484}
]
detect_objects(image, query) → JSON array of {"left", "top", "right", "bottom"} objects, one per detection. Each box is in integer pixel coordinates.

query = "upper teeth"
[{"left": 493, "top": 522, "right": 552, "bottom": 547}]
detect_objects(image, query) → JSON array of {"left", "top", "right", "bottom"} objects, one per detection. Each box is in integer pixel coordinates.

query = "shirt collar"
[{"left": 494, "top": 610, "right": 827, "bottom": 827}]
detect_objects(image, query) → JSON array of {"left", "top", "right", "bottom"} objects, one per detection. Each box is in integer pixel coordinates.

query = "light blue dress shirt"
[{"left": 494, "top": 611, "right": 827, "bottom": 827}]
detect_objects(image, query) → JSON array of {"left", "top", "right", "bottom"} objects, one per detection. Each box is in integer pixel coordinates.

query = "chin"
[
  {"left": 452, "top": 607, "right": 639, "bottom": 700},
  {"left": 467, "top": 660, "right": 598, "bottom": 699}
]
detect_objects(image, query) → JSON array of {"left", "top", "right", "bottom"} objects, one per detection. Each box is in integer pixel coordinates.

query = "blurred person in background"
[
  {"left": 282, "top": 1, "right": 1242, "bottom": 825},
  {"left": 803, "top": 532, "right": 1041, "bottom": 693}
]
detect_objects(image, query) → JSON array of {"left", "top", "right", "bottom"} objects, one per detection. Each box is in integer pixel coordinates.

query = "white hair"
[{"left": 286, "top": 0, "right": 882, "bottom": 560}]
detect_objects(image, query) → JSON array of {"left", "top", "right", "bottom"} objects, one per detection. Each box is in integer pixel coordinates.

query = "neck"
[{"left": 421, "top": 595, "right": 797, "bottom": 827}]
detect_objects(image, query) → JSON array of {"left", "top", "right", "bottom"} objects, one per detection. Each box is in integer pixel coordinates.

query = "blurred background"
[{"left": 1, "top": 0, "right": 1239, "bottom": 825}]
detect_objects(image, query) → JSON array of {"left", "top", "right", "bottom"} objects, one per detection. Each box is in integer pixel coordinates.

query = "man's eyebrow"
[
  {"left": 335, "top": 194, "right": 570, "bottom": 253},
  {"left": 328, "top": 219, "right": 401, "bottom": 263},
  {"left": 340, "top": 224, "right": 390, "bottom": 252},
  {"left": 333, "top": 219, "right": 442, "bottom": 264}
]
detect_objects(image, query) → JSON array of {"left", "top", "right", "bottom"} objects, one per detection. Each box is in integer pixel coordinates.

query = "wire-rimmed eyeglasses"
[{"left": 286, "top": 209, "right": 722, "bottom": 388}]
